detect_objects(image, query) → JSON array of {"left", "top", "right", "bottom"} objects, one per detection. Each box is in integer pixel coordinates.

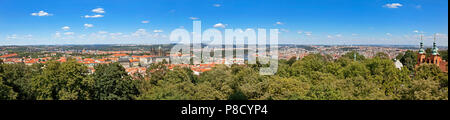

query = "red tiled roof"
[
  {"left": 112, "top": 54, "right": 128, "bottom": 57},
  {"left": 0, "top": 53, "right": 18, "bottom": 58}
]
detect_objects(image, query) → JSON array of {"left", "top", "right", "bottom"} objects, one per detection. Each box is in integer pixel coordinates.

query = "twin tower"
[{"left": 416, "top": 34, "right": 447, "bottom": 72}]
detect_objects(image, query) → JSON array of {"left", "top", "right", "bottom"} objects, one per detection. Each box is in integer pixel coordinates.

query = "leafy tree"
[
  {"left": 138, "top": 67, "right": 198, "bottom": 100},
  {"left": 31, "top": 59, "right": 92, "bottom": 100},
  {"left": 146, "top": 62, "right": 168, "bottom": 85},
  {"left": 286, "top": 56, "right": 297, "bottom": 66},
  {"left": 404, "top": 64, "right": 449, "bottom": 100},
  {"left": 415, "top": 64, "right": 445, "bottom": 81},
  {"left": 0, "top": 80, "right": 17, "bottom": 100},
  {"left": 194, "top": 82, "right": 229, "bottom": 100},
  {"left": 2, "top": 50, "right": 447, "bottom": 100},
  {"left": 276, "top": 63, "right": 292, "bottom": 78},
  {"left": 375, "top": 52, "right": 389, "bottom": 59},
  {"left": 91, "top": 63, "right": 139, "bottom": 100},
  {"left": 395, "top": 53, "right": 404, "bottom": 61},
  {"left": 261, "top": 76, "right": 309, "bottom": 100},
  {"left": 439, "top": 50, "right": 448, "bottom": 61},
  {"left": 342, "top": 51, "right": 365, "bottom": 61},
  {"left": 339, "top": 61, "right": 370, "bottom": 79},
  {"left": 196, "top": 65, "right": 233, "bottom": 100},
  {"left": 233, "top": 66, "right": 266, "bottom": 100},
  {"left": 397, "top": 50, "right": 417, "bottom": 71},
  {"left": 305, "top": 72, "right": 348, "bottom": 100},
  {"left": 291, "top": 54, "right": 328, "bottom": 77},
  {"left": 0, "top": 63, "right": 37, "bottom": 99},
  {"left": 405, "top": 78, "right": 448, "bottom": 100},
  {"left": 343, "top": 76, "right": 387, "bottom": 100}
]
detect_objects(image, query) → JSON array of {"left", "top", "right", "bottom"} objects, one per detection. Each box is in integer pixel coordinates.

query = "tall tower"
[
  {"left": 431, "top": 34, "right": 439, "bottom": 56},
  {"left": 429, "top": 34, "right": 441, "bottom": 65},
  {"left": 417, "top": 34, "right": 426, "bottom": 65}
]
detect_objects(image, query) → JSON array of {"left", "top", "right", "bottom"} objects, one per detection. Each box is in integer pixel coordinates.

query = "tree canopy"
[{"left": 0, "top": 51, "right": 448, "bottom": 100}]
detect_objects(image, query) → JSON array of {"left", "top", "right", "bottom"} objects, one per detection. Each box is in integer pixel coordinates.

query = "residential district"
[{"left": 1, "top": 42, "right": 448, "bottom": 76}]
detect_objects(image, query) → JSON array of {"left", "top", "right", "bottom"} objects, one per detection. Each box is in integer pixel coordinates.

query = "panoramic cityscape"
[
  {"left": 0, "top": 0, "right": 448, "bottom": 102},
  {"left": 1, "top": 43, "right": 448, "bottom": 76}
]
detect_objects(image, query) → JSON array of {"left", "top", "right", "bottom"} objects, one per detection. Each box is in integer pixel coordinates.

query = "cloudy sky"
[{"left": 0, "top": 0, "right": 448, "bottom": 46}]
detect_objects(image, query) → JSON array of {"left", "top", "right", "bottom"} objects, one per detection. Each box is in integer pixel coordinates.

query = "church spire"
[
  {"left": 432, "top": 33, "right": 439, "bottom": 55},
  {"left": 418, "top": 34, "right": 425, "bottom": 54}
]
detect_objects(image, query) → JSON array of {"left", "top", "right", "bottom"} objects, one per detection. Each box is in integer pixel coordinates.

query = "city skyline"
[{"left": 0, "top": 0, "right": 448, "bottom": 46}]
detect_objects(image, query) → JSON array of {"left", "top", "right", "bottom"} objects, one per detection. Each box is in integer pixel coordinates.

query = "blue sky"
[{"left": 0, "top": 0, "right": 448, "bottom": 46}]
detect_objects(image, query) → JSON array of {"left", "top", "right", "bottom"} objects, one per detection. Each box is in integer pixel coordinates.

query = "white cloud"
[
  {"left": 6, "top": 34, "right": 17, "bottom": 40},
  {"left": 304, "top": 32, "right": 312, "bottom": 36},
  {"left": 31, "top": 11, "right": 52, "bottom": 16},
  {"left": 84, "top": 14, "right": 104, "bottom": 18},
  {"left": 127, "top": 28, "right": 169, "bottom": 41},
  {"left": 153, "top": 30, "right": 164, "bottom": 33},
  {"left": 297, "top": 31, "right": 303, "bottom": 34},
  {"left": 78, "top": 34, "right": 87, "bottom": 39},
  {"left": 141, "top": 21, "right": 150, "bottom": 24},
  {"left": 98, "top": 31, "right": 108, "bottom": 34},
  {"left": 213, "top": 4, "right": 222, "bottom": 7},
  {"left": 64, "top": 32, "right": 75, "bottom": 35},
  {"left": 326, "top": 34, "right": 342, "bottom": 39},
  {"left": 386, "top": 33, "right": 392, "bottom": 36},
  {"left": 109, "top": 33, "right": 123, "bottom": 36},
  {"left": 109, "top": 33, "right": 123, "bottom": 39},
  {"left": 275, "top": 22, "right": 284, "bottom": 25},
  {"left": 413, "top": 30, "right": 419, "bottom": 33},
  {"left": 132, "top": 29, "right": 150, "bottom": 37},
  {"left": 92, "top": 8, "right": 105, "bottom": 13},
  {"left": 24, "top": 34, "right": 33, "bottom": 39},
  {"left": 54, "top": 32, "right": 61, "bottom": 38},
  {"left": 189, "top": 17, "right": 199, "bottom": 20},
  {"left": 84, "top": 24, "right": 94, "bottom": 28},
  {"left": 327, "top": 35, "right": 333, "bottom": 39},
  {"left": 5, "top": 34, "right": 33, "bottom": 40},
  {"left": 352, "top": 33, "right": 359, "bottom": 36},
  {"left": 280, "top": 29, "right": 289, "bottom": 33},
  {"left": 213, "top": 23, "right": 226, "bottom": 28},
  {"left": 383, "top": 3, "right": 403, "bottom": 8},
  {"left": 62, "top": 26, "right": 70, "bottom": 31},
  {"left": 435, "top": 33, "right": 448, "bottom": 39}
]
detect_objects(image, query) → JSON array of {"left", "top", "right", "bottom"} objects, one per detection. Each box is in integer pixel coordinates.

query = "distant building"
[
  {"left": 118, "top": 57, "right": 131, "bottom": 68},
  {"left": 153, "top": 56, "right": 170, "bottom": 63},
  {"left": 130, "top": 59, "right": 140, "bottom": 67},
  {"left": 139, "top": 57, "right": 152, "bottom": 67}
]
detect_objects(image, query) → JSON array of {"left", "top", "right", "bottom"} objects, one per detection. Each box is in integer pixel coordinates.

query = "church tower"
[
  {"left": 417, "top": 34, "right": 426, "bottom": 64},
  {"left": 428, "top": 34, "right": 441, "bottom": 65},
  {"left": 415, "top": 33, "right": 447, "bottom": 72}
]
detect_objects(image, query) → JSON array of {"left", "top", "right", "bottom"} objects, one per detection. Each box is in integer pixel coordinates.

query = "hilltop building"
[{"left": 416, "top": 34, "right": 448, "bottom": 72}]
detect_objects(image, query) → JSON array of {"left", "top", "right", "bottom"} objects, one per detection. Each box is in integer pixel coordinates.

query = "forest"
[{"left": 0, "top": 51, "right": 448, "bottom": 100}]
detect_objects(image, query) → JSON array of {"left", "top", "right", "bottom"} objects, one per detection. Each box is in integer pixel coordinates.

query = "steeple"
[
  {"left": 418, "top": 34, "right": 425, "bottom": 54},
  {"left": 432, "top": 33, "right": 439, "bottom": 55}
]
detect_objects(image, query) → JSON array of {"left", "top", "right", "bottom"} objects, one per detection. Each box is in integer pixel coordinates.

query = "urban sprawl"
[{"left": 1, "top": 44, "right": 448, "bottom": 76}]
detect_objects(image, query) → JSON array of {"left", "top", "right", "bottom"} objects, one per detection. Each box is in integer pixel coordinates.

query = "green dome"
[
  {"left": 418, "top": 42, "right": 425, "bottom": 54},
  {"left": 432, "top": 42, "right": 439, "bottom": 55}
]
